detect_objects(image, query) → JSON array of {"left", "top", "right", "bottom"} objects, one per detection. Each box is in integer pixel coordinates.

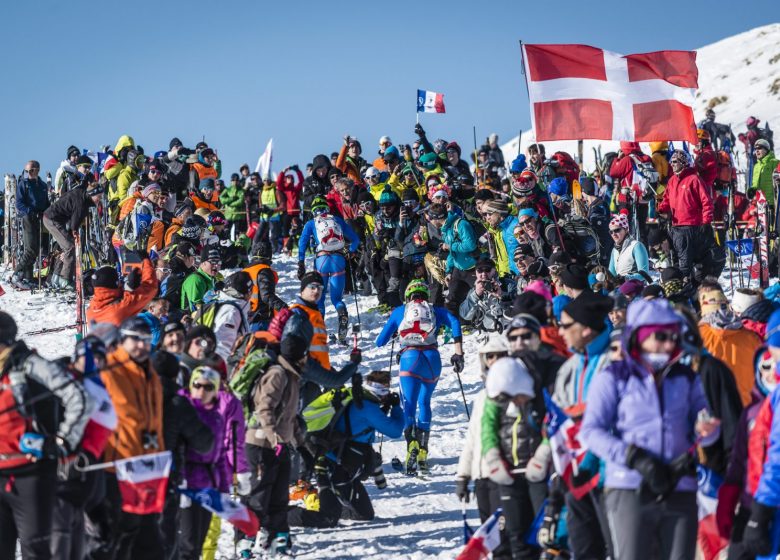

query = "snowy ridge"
[
  {"left": 502, "top": 23, "right": 780, "bottom": 171},
  {"left": 0, "top": 255, "right": 480, "bottom": 559}
]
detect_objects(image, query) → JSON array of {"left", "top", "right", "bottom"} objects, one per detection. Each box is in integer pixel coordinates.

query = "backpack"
[
  {"left": 192, "top": 300, "right": 248, "bottom": 332},
  {"left": 227, "top": 339, "right": 277, "bottom": 425},
  {"left": 302, "top": 387, "right": 371, "bottom": 457},
  {"left": 551, "top": 151, "right": 580, "bottom": 185},
  {"left": 757, "top": 124, "right": 774, "bottom": 150},
  {"left": 628, "top": 155, "right": 660, "bottom": 196},
  {"left": 115, "top": 205, "right": 153, "bottom": 251},
  {"left": 716, "top": 150, "right": 736, "bottom": 184},
  {"left": 547, "top": 215, "right": 600, "bottom": 265},
  {"left": 314, "top": 215, "right": 345, "bottom": 252},
  {"left": 398, "top": 300, "right": 437, "bottom": 346}
]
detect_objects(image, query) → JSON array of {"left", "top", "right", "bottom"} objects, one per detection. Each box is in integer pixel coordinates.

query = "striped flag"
[
  {"left": 457, "top": 508, "right": 503, "bottom": 560},
  {"left": 80, "top": 376, "right": 117, "bottom": 459},
  {"left": 181, "top": 488, "right": 260, "bottom": 537},
  {"left": 115, "top": 451, "right": 172, "bottom": 515},
  {"left": 417, "top": 89, "right": 446, "bottom": 114}
]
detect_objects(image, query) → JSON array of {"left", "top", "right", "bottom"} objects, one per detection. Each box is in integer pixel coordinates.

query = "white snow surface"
[
  {"left": 502, "top": 23, "right": 780, "bottom": 172},
  {"left": 0, "top": 255, "right": 481, "bottom": 559}
]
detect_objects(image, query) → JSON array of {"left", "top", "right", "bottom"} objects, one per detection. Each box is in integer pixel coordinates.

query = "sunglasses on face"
[
  {"left": 192, "top": 382, "right": 216, "bottom": 392},
  {"left": 476, "top": 267, "right": 493, "bottom": 274},
  {"left": 508, "top": 332, "right": 535, "bottom": 342},
  {"left": 149, "top": 169, "right": 162, "bottom": 175},
  {"left": 127, "top": 334, "right": 152, "bottom": 344},
  {"left": 519, "top": 219, "right": 534, "bottom": 227},
  {"left": 652, "top": 331, "right": 679, "bottom": 343},
  {"left": 609, "top": 228, "right": 623, "bottom": 235},
  {"left": 306, "top": 283, "right": 324, "bottom": 291}
]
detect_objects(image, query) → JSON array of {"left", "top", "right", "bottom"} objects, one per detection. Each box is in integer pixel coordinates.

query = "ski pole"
[
  {"left": 347, "top": 254, "right": 361, "bottom": 333},
  {"left": 454, "top": 367, "right": 470, "bottom": 420},
  {"left": 380, "top": 336, "right": 397, "bottom": 457},
  {"left": 37, "top": 217, "right": 42, "bottom": 291}
]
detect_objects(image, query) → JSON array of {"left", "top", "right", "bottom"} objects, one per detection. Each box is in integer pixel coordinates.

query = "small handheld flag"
[
  {"left": 180, "top": 487, "right": 260, "bottom": 537},
  {"left": 417, "top": 89, "right": 446, "bottom": 114}
]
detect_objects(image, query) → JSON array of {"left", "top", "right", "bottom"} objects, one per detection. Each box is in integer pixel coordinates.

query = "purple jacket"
[
  {"left": 180, "top": 392, "right": 229, "bottom": 492},
  {"left": 217, "top": 390, "right": 250, "bottom": 475},
  {"left": 580, "top": 298, "right": 717, "bottom": 492}
]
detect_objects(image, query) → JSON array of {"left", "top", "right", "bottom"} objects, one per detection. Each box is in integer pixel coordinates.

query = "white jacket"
[
  {"left": 456, "top": 391, "right": 488, "bottom": 479},
  {"left": 213, "top": 293, "right": 250, "bottom": 361}
]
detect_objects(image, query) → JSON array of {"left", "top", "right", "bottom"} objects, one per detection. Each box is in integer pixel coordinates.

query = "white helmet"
[
  {"left": 364, "top": 166, "right": 380, "bottom": 180},
  {"left": 485, "top": 357, "right": 535, "bottom": 399},
  {"left": 478, "top": 333, "right": 510, "bottom": 373},
  {"left": 489, "top": 133, "right": 499, "bottom": 144},
  {"left": 379, "top": 135, "right": 392, "bottom": 146}
]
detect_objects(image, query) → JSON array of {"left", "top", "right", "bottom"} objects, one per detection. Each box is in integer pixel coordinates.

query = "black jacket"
[
  {"left": 163, "top": 255, "right": 195, "bottom": 312},
  {"left": 252, "top": 264, "right": 286, "bottom": 324},
  {"left": 44, "top": 183, "right": 94, "bottom": 232},
  {"left": 301, "top": 155, "right": 331, "bottom": 212}
]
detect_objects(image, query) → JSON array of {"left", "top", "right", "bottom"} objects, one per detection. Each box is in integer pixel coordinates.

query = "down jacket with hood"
[
  {"left": 580, "top": 299, "right": 718, "bottom": 492},
  {"left": 302, "top": 155, "right": 331, "bottom": 213}
]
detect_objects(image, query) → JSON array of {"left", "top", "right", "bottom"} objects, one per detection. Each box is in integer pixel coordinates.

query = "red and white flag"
[
  {"left": 521, "top": 44, "right": 698, "bottom": 143},
  {"left": 115, "top": 451, "right": 172, "bottom": 515},
  {"left": 80, "top": 376, "right": 117, "bottom": 459}
]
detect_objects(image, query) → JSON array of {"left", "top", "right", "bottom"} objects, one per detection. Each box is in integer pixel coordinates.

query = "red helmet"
[{"left": 747, "top": 116, "right": 760, "bottom": 128}]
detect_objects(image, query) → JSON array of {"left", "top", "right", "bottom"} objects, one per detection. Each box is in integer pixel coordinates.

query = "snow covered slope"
[
  {"left": 502, "top": 23, "right": 780, "bottom": 171},
  {"left": 0, "top": 255, "right": 480, "bottom": 559}
]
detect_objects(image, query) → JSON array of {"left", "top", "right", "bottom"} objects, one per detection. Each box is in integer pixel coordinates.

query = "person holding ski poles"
[
  {"left": 297, "top": 196, "right": 360, "bottom": 344},
  {"left": 11, "top": 160, "right": 50, "bottom": 289},
  {"left": 374, "top": 279, "right": 465, "bottom": 475}
]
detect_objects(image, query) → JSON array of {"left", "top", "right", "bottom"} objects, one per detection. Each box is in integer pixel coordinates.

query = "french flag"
[
  {"left": 115, "top": 451, "right": 173, "bottom": 515},
  {"left": 180, "top": 488, "right": 260, "bottom": 537},
  {"left": 81, "top": 376, "right": 117, "bottom": 459},
  {"left": 521, "top": 44, "right": 698, "bottom": 143},
  {"left": 457, "top": 508, "right": 503, "bottom": 560},
  {"left": 417, "top": 89, "right": 446, "bottom": 114},
  {"left": 543, "top": 390, "right": 600, "bottom": 500}
]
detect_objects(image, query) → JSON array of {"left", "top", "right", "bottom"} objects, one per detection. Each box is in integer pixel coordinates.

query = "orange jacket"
[
  {"left": 336, "top": 144, "right": 363, "bottom": 185},
  {"left": 190, "top": 193, "right": 219, "bottom": 213},
  {"left": 540, "top": 326, "right": 571, "bottom": 358},
  {"left": 244, "top": 262, "right": 278, "bottom": 313},
  {"left": 86, "top": 259, "right": 159, "bottom": 326},
  {"left": 290, "top": 301, "right": 330, "bottom": 370},
  {"left": 101, "top": 346, "right": 165, "bottom": 465},
  {"left": 699, "top": 323, "right": 762, "bottom": 406},
  {"left": 164, "top": 217, "right": 184, "bottom": 247}
]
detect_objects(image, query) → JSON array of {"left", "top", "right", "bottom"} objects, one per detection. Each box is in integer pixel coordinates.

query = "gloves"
[
  {"left": 525, "top": 441, "right": 552, "bottom": 483},
  {"left": 743, "top": 501, "right": 776, "bottom": 557},
  {"left": 350, "top": 348, "right": 362, "bottom": 365},
  {"left": 387, "top": 392, "right": 400, "bottom": 408},
  {"left": 455, "top": 476, "right": 471, "bottom": 503},
  {"left": 124, "top": 267, "right": 141, "bottom": 291},
  {"left": 414, "top": 123, "right": 426, "bottom": 138},
  {"left": 625, "top": 445, "right": 674, "bottom": 498},
  {"left": 236, "top": 472, "right": 252, "bottom": 496},
  {"left": 537, "top": 499, "right": 560, "bottom": 547},
  {"left": 451, "top": 354, "right": 465, "bottom": 373},
  {"left": 482, "top": 447, "right": 514, "bottom": 485},
  {"left": 715, "top": 482, "right": 740, "bottom": 539},
  {"left": 297, "top": 261, "right": 306, "bottom": 280}
]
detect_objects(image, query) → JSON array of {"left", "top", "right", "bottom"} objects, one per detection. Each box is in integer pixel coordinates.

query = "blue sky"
[{"left": 0, "top": 0, "right": 774, "bottom": 179}]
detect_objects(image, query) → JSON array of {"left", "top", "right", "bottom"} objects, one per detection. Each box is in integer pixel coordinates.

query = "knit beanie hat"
[
  {"left": 485, "top": 357, "right": 535, "bottom": 399},
  {"left": 609, "top": 213, "right": 629, "bottom": 231},
  {"left": 524, "top": 280, "right": 552, "bottom": 302},
  {"left": 201, "top": 245, "right": 222, "bottom": 263},
  {"left": 484, "top": 199, "right": 509, "bottom": 216},
  {"left": 619, "top": 279, "right": 645, "bottom": 299},
  {"left": 93, "top": 265, "right": 119, "bottom": 289},
  {"left": 698, "top": 287, "right": 729, "bottom": 316},
  {"left": 300, "top": 271, "right": 324, "bottom": 291},
  {"left": 152, "top": 351, "right": 180, "bottom": 380},
  {"left": 558, "top": 264, "right": 589, "bottom": 290},
  {"left": 224, "top": 271, "right": 253, "bottom": 298},
  {"left": 190, "top": 365, "right": 221, "bottom": 391},
  {"left": 548, "top": 177, "right": 568, "bottom": 197},
  {"left": 180, "top": 217, "right": 203, "bottom": 240},
  {"left": 512, "top": 291, "right": 548, "bottom": 324},
  {"left": 142, "top": 183, "right": 161, "bottom": 199},
  {"left": 732, "top": 288, "right": 763, "bottom": 316},
  {"left": 552, "top": 294, "right": 573, "bottom": 322},
  {"left": 562, "top": 292, "right": 613, "bottom": 331}
]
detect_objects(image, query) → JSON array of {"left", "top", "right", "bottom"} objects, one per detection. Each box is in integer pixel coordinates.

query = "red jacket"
[
  {"left": 609, "top": 149, "right": 653, "bottom": 187},
  {"left": 276, "top": 170, "right": 303, "bottom": 215},
  {"left": 657, "top": 167, "right": 714, "bottom": 226},
  {"left": 326, "top": 189, "right": 358, "bottom": 220},
  {"left": 695, "top": 146, "right": 718, "bottom": 191}
]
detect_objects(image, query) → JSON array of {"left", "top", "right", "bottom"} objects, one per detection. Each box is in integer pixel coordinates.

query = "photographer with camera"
[
  {"left": 459, "top": 257, "right": 506, "bottom": 332},
  {"left": 289, "top": 370, "right": 403, "bottom": 529}
]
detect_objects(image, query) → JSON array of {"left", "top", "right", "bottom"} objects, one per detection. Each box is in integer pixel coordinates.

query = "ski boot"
[
  {"left": 9, "top": 273, "right": 33, "bottom": 290},
  {"left": 404, "top": 426, "right": 419, "bottom": 475},
  {"left": 416, "top": 428, "right": 431, "bottom": 476},
  {"left": 266, "top": 532, "right": 293, "bottom": 558},
  {"left": 337, "top": 307, "right": 349, "bottom": 345}
]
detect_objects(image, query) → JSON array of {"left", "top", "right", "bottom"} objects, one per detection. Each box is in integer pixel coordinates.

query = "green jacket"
[
  {"left": 219, "top": 184, "right": 247, "bottom": 221},
  {"left": 181, "top": 268, "right": 215, "bottom": 311},
  {"left": 752, "top": 151, "right": 779, "bottom": 204}
]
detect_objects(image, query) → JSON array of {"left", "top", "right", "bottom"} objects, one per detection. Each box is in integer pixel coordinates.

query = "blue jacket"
[
  {"left": 498, "top": 214, "right": 520, "bottom": 275},
  {"left": 138, "top": 312, "right": 162, "bottom": 348},
  {"left": 298, "top": 213, "right": 359, "bottom": 259},
  {"left": 441, "top": 212, "right": 477, "bottom": 273},
  {"left": 375, "top": 303, "right": 462, "bottom": 349},
  {"left": 335, "top": 399, "right": 404, "bottom": 445},
  {"left": 755, "top": 388, "right": 780, "bottom": 506},
  {"left": 552, "top": 324, "right": 612, "bottom": 410},
  {"left": 16, "top": 177, "right": 50, "bottom": 217},
  {"left": 580, "top": 299, "right": 718, "bottom": 492}
]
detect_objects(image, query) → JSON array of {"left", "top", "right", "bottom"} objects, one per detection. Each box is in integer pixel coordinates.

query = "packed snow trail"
[{"left": 0, "top": 255, "right": 484, "bottom": 559}]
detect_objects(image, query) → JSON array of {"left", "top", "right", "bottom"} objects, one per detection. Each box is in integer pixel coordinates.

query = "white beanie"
[
  {"left": 732, "top": 288, "right": 763, "bottom": 316},
  {"left": 485, "top": 357, "right": 535, "bottom": 399}
]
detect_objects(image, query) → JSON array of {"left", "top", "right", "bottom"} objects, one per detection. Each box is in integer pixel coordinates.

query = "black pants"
[
  {"left": 179, "top": 504, "right": 213, "bottom": 560},
  {"left": 565, "top": 488, "right": 612, "bottom": 560},
  {"left": 670, "top": 225, "right": 712, "bottom": 280},
  {"left": 15, "top": 214, "right": 41, "bottom": 279},
  {"left": 84, "top": 473, "right": 163, "bottom": 560},
  {"left": 158, "top": 486, "right": 181, "bottom": 560},
  {"left": 446, "top": 267, "right": 476, "bottom": 318},
  {"left": 499, "top": 477, "right": 545, "bottom": 560},
  {"left": 229, "top": 218, "right": 248, "bottom": 239},
  {"left": 51, "top": 496, "right": 86, "bottom": 560},
  {"left": 246, "top": 443, "right": 291, "bottom": 540},
  {"left": 475, "top": 478, "right": 511, "bottom": 560},
  {"left": 727, "top": 506, "right": 753, "bottom": 560},
  {"left": 0, "top": 464, "right": 56, "bottom": 560}
]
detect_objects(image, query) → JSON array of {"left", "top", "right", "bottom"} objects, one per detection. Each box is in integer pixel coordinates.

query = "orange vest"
[
  {"left": 0, "top": 372, "right": 33, "bottom": 470},
  {"left": 190, "top": 193, "right": 219, "bottom": 213},
  {"left": 191, "top": 162, "right": 218, "bottom": 182},
  {"left": 290, "top": 303, "right": 330, "bottom": 370},
  {"left": 244, "top": 262, "right": 279, "bottom": 313}
]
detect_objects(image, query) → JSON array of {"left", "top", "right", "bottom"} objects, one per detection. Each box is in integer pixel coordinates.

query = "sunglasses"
[
  {"left": 652, "top": 331, "right": 679, "bottom": 343},
  {"left": 192, "top": 382, "right": 216, "bottom": 392},
  {"left": 609, "top": 229, "right": 623, "bottom": 235},
  {"left": 305, "top": 283, "right": 324, "bottom": 291},
  {"left": 127, "top": 334, "right": 152, "bottom": 344},
  {"left": 519, "top": 219, "right": 534, "bottom": 227},
  {"left": 476, "top": 267, "right": 493, "bottom": 274},
  {"left": 508, "top": 332, "right": 536, "bottom": 342},
  {"left": 485, "top": 352, "right": 507, "bottom": 361},
  {"left": 149, "top": 169, "right": 162, "bottom": 175}
]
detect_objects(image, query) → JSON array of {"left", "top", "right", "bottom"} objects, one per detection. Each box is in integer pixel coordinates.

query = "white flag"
[{"left": 255, "top": 138, "right": 273, "bottom": 179}]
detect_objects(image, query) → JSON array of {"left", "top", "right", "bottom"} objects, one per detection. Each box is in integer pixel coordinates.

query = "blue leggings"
[
  {"left": 398, "top": 348, "right": 441, "bottom": 431},
  {"left": 315, "top": 254, "right": 346, "bottom": 315}
]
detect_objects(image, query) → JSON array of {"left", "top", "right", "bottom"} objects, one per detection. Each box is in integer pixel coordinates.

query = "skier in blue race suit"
[
  {"left": 375, "top": 279, "right": 465, "bottom": 475},
  {"left": 298, "top": 196, "right": 359, "bottom": 343}
]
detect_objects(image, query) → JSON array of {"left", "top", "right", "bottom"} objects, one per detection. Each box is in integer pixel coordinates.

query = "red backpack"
[{"left": 551, "top": 151, "right": 581, "bottom": 185}]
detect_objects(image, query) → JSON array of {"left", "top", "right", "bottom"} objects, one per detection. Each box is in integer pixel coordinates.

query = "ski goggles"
[{"left": 364, "top": 381, "right": 390, "bottom": 399}]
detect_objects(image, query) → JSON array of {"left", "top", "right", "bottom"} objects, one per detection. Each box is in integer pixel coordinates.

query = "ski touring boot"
[
  {"left": 265, "top": 532, "right": 293, "bottom": 558},
  {"left": 337, "top": 307, "right": 349, "bottom": 345},
  {"left": 416, "top": 428, "right": 431, "bottom": 476},
  {"left": 404, "top": 426, "right": 419, "bottom": 476},
  {"left": 9, "top": 273, "right": 33, "bottom": 291}
]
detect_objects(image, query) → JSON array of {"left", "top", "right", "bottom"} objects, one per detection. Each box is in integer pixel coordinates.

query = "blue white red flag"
[
  {"left": 180, "top": 488, "right": 260, "bottom": 537},
  {"left": 115, "top": 451, "right": 172, "bottom": 515},
  {"left": 457, "top": 508, "right": 503, "bottom": 560},
  {"left": 696, "top": 466, "right": 728, "bottom": 560},
  {"left": 543, "top": 389, "right": 600, "bottom": 500},
  {"left": 80, "top": 376, "right": 117, "bottom": 459},
  {"left": 417, "top": 89, "right": 446, "bottom": 113}
]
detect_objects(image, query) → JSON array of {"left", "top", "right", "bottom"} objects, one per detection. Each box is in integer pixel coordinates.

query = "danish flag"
[{"left": 521, "top": 44, "right": 699, "bottom": 143}]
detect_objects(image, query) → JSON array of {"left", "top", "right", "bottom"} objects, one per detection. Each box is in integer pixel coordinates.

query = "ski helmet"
[
  {"left": 364, "top": 166, "right": 380, "bottom": 181},
  {"left": 433, "top": 139, "right": 449, "bottom": 154},
  {"left": 696, "top": 129, "right": 711, "bottom": 142},
  {"left": 405, "top": 279, "right": 430, "bottom": 301},
  {"left": 379, "top": 136, "right": 392, "bottom": 146},
  {"left": 747, "top": 116, "right": 760, "bottom": 128},
  {"left": 311, "top": 197, "right": 329, "bottom": 215}
]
